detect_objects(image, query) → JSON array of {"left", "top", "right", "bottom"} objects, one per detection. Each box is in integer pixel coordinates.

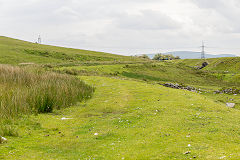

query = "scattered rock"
[
  {"left": 162, "top": 83, "right": 204, "bottom": 93},
  {"left": 219, "top": 156, "right": 226, "bottom": 159},
  {"left": 215, "top": 88, "right": 240, "bottom": 95},
  {"left": 0, "top": 136, "right": 7, "bottom": 143},
  {"left": 184, "top": 151, "right": 191, "bottom": 155},
  {"left": 226, "top": 103, "right": 235, "bottom": 108},
  {"left": 94, "top": 133, "right": 99, "bottom": 136}
]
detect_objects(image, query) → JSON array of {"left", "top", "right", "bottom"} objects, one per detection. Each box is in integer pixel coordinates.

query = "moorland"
[{"left": 0, "top": 36, "right": 240, "bottom": 159}]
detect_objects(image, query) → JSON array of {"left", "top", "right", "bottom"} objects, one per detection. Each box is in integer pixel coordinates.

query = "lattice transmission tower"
[
  {"left": 201, "top": 41, "right": 205, "bottom": 59},
  {"left": 38, "top": 35, "right": 41, "bottom": 44}
]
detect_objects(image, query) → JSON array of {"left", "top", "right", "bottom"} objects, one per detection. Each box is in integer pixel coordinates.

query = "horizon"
[
  {"left": 2, "top": 35, "right": 239, "bottom": 57},
  {"left": 1, "top": 0, "right": 240, "bottom": 56}
]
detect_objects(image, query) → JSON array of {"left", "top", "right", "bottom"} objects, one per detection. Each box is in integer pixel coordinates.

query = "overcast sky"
[{"left": 1, "top": 0, "right": 240, "bottom": 56}]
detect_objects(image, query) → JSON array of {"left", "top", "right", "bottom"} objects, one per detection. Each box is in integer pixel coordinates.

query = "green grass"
[
  {"left": 58, "top": 62, "right": 236, "bottom": 88},
  {"left": 1, "top": 76, "right": 240, "bottom": 159}
]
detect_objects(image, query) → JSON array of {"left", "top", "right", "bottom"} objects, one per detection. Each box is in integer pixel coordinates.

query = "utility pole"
[
  {"left": 201, "top": 41, "right": 205, "bottom": 59},
  {"left": 38, "top": 35, "right": 41, "bottom": 44}
]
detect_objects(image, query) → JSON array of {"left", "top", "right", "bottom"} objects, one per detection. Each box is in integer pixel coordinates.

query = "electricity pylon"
[
  {"left": 201, "top": 41, "right": 205, "bottom": 59},
  {"left": 38, "top": 35, "right": 41, "bottom": 44}
]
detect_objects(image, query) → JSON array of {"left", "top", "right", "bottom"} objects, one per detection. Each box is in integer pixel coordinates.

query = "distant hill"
[{"left": 145, "top": 51, "right": 237, "bottom": 59}]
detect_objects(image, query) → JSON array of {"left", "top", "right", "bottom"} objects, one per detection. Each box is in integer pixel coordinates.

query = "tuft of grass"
[
  {"left": 0, "top": 65, "right": 94, "bottom": 135},
  {"left": 0, "top": 125, "right": 18, "bottom": 137}
]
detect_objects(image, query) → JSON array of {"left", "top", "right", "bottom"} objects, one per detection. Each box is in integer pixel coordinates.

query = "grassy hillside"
[
  {"left": 176, "top": 57, "right": 240, "bottom": 73},
  {"left": 0, "top": 36, "right": 141, "bottom": 65},
  {"left": 58, "top": 61, "right": 239, "bottom": 88},
  {"left": 175, "top": 57, "right": 240, "bottom": 85},
  {"left": 1, "top": 36, "right": 240, "bottom": 159}
]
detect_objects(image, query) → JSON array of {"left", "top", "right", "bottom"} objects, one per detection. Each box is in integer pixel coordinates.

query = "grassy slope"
[
  {"left": 0, "top": 36, "right": 138, "bottom": 65},
  {"left": 58, "top": 62, "right": 230, "bottom": 88},
  {"left": 175, "top": 57, "right": 240, "bottom": 85},
  {"left": 176, "top": 57, "right": 240, "bottom": 73},
  {"left": 1, "top": 76, "right": 240, "bottom": 159}
]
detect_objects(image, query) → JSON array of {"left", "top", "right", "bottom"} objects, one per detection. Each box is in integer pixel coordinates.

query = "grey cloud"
[
  {"left": 115, "top": 10, "right": 180, "bottom": 30},
  {"left": 192, "top": 0, "right": 224, "bottom": 8},
  {"left": 191, "top": 0, "right": 240, "bottom": 33}
]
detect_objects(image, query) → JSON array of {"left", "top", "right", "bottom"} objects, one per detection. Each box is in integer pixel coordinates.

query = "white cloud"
[
  {"left": 115, "top": 10, "right": 180, "bottom": 30},
  {"left": 0, "top": 0, "right": 240, "bottom": 56}
]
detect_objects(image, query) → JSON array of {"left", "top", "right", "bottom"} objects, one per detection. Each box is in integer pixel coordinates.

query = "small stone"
[
  {"left": 44, "top": 135, "right": 50, "bottom": 137},
  {"left": 184, "top": 151, "right": 191, "bottom": 154},
  {"left": 219, "top": 156, "right": 226, "bottom": 159},
  {"left": 94, "top": 133, "right": 99, "bottom": 136},
  {"left": 188, "top": 144, "right": 191, "bottom": 147},
  {"left": 0, "top": 136, "right": 7, "bottom": 143},
  {"left": 61, "top": 117, "right": 73, "bottom": 120},
  {"left": 226, "top": 103, "right": 235, "bottom": 108}
]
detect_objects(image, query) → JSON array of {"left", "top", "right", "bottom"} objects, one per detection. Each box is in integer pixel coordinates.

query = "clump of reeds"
[{"left": 0, "top": 65, "right": 94, "bottom": 120}]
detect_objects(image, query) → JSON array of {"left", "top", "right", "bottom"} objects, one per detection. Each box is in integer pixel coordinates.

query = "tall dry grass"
[{"left": 0, "top": 64, "right": 94, "bottom": 123}]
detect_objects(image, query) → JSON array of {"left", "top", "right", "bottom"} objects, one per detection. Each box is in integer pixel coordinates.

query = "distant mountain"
[{"left": 144, "top": 51, "right": 237, "bottom": 59}]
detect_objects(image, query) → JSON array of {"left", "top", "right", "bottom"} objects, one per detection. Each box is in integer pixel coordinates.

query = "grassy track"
[{"left": 1, "top": 76, "right": 240, "bottom": 159}]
